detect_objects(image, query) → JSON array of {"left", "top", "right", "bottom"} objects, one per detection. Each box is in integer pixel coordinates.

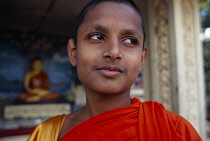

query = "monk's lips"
[{"left": 96, "top": 64, "right": 123, "bottom": 73}]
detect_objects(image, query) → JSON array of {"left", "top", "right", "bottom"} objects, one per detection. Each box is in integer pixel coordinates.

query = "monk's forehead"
[
  {"left": 83, "top": 2, "right": 142, "bottom": 24},
  {"left": 76, "top": 1, "right": 144, "bottom": 40}
]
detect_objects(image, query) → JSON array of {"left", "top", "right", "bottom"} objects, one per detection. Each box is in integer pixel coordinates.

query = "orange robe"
[{"left": 28, "top": 98, "right": 202, "bottom": 141}]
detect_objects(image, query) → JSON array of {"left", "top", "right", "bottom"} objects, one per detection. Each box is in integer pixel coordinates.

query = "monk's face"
[{"left": 68, "top": 2, "right": 147, "bottom": 95}]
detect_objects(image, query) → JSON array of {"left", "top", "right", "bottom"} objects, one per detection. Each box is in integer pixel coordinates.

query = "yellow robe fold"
[{"left": 27, "top": 114, "right": 66, "bottom": 141}]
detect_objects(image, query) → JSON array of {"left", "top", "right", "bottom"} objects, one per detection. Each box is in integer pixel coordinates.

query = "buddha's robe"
[
  {"left": 29, "top": 72, "right": 49, "bottom": 90},
  {"left": 28, "top": 98, "right": 202, "bottom": 141}
]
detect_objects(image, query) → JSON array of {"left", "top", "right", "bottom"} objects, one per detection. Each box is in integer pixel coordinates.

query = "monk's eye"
[
  {"left": 89, "top": 34, "right": 104, "bottom": 40},
  {"left": 123, "top": 38, "right": 138, "bottom": 45}
]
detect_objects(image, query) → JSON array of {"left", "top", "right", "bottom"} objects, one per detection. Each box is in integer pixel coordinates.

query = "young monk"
[{"left": 28, "top": 0, "right": 202, "bottom": 140}]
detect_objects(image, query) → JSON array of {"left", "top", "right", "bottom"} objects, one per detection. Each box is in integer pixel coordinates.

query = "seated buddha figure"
[{"left": 18, "top": 59, "right": 60, "bottom": 102}]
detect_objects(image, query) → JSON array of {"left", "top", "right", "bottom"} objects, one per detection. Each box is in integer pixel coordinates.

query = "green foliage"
[
  {"left": 203, "top": 40, "right": 210, "bottom": 93},
  {"left": 200, "top": 1, "right": 210, "bottom": 94},
  {"left": 201, "top": 13, "right": 210, "bottom": 28},
  {"left": 200, "top": 1, "right": 210, "bottom": 28},
  {"left": 200, "top": 0, "right": 210, "bottom": 10}
]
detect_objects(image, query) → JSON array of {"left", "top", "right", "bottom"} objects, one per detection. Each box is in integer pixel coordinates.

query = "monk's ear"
[
  {"left": 67, "top": 38, "right": 77, "bottom": 66},
  {"left": 139, "top": 48, "right": 147, "bottom": 71}
]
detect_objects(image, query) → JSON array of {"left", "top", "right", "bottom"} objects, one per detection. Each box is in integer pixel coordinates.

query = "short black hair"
[{"left": 73, "top": 0, "right": 146, "bottom": 49}]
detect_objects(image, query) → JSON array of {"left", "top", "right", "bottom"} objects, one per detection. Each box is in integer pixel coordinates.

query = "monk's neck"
[{"left": 84, "top": 90, "right": 132, "bottom": 118}]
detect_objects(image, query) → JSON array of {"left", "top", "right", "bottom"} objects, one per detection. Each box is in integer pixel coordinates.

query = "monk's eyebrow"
[
  {"left": 121, "top": 29, "right": 141, "bottom": 38},
  {"left": 86, "top": 24, "right": 109, "bottom": 33}
]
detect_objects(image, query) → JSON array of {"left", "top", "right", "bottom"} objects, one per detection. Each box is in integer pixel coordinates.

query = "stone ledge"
[{"left": 4, "top": 103, "right": 71, "bottom": 119}]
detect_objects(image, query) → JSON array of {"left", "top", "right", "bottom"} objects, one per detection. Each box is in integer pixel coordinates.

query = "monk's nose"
[{"left": 103, "top": 40, "right": 122, "bottom": 61}]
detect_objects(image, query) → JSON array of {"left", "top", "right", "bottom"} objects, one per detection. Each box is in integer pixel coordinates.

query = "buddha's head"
[{"left": 32, "top": 59, "right": 43, "bottom": 72}]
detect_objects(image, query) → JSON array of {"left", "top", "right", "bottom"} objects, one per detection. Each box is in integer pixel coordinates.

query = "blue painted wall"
[{"left": 0, "top": 29, "right": 77, "bottom": 99}]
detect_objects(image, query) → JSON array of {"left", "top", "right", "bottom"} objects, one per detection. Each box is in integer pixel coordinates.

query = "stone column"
[
  {"left": 144, "top": 0, "right": 206, "bottom": 139},
  {"left": 145, "top": 0, "right": 174, "bottom": 111}
]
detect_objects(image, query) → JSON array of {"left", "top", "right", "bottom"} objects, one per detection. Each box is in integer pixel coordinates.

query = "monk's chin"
[{"left": 94, "top": 88, "right": 131, "bottom": 96}]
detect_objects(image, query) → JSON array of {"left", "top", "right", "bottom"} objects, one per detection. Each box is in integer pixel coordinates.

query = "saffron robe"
[{"left": 28, "top": 98, "right": 202, "bottom": 141}]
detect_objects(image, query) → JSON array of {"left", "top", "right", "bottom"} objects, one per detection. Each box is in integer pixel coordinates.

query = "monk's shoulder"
[
  {"left": 141, "top": 100, "right": 178, "bottom": 122},
  {"left": 142, "top": 101, "right": 184, "bottom": 125},
  {"left": 140, "top": 101, "right": 202, "bottom": 140},
  {"left": 42, "top": 114, "right": 67, "bottom": 127},
  {"left": 28, "top": 114, "right": 66, "bottom": 141}
]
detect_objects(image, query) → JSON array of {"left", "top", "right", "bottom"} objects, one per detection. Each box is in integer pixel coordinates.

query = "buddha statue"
[{"left": 18, "top": 58, "right": 60, "bottom": 102}]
